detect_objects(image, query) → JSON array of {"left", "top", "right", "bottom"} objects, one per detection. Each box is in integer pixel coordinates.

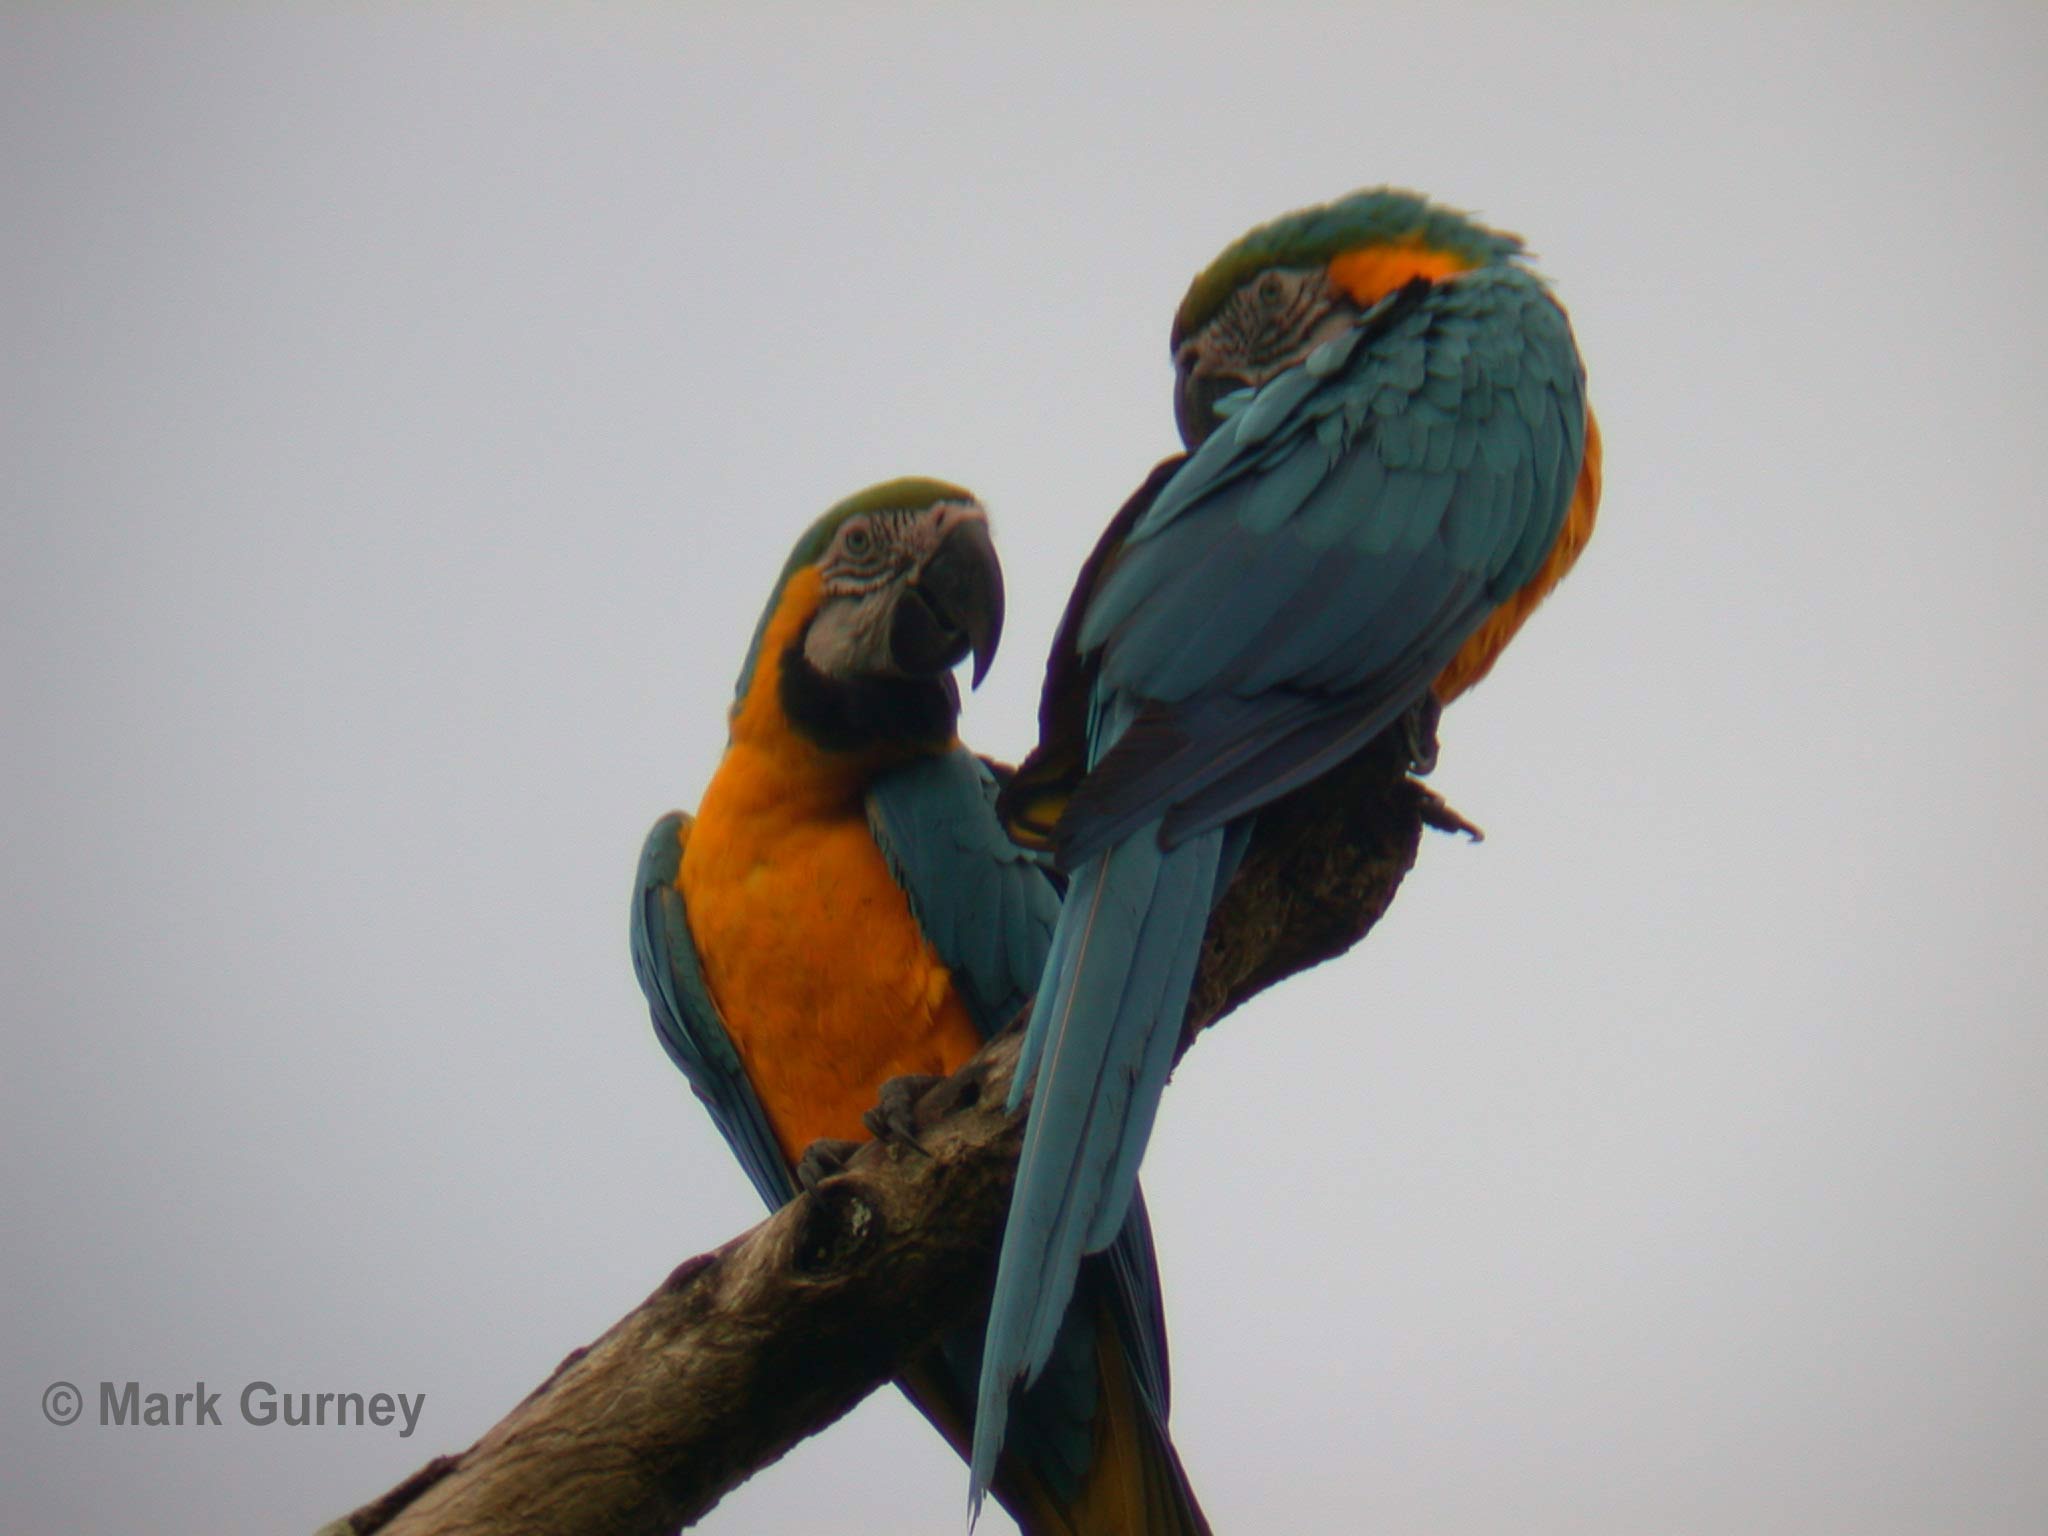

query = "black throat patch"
[{"left": 779, "top": 630, "right": 959, "bottom": 755}]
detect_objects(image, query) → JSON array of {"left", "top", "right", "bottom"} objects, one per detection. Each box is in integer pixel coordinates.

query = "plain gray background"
[{"left": 6, "top": 5, "right": 2045, "bottom": 1532}]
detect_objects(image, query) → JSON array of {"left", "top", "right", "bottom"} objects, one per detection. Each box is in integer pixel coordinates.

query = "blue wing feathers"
[
  {"left": 1088, "top": 833, "right": 1218, "bottom": 1249},
  {"left": 1232, "top": 362, "right": 1321, "bottom": 446},
  {"left": 1124, "top": 526, "right": 1329, "bottom": 703},
  {"left": 866, "top": 748, "right": 1059, "bottom": 1037},
  {"left": 1101, "top": 1186, "right": 1173, "bottom": 1412},
  {"left": 1076, "top": 511, "right": 1231, "bottom": 655},
  {"left": 1304, "top": 325, "right": 1361, "bottom": 378},
  {"left": 1299, "top": 443, "right": 1387, "bottom": 547},
  {"left": 1055, "top": 268, "right": 1584, "bottom": 860},
  {"left": 1162, "top": 609, "right": 1484, "bottom": 841},
  {"left": 631, "top": 814, "right": 795, "bottom": 1210},
  {"left": 1224, "top": 537, "right": 1403, "bottom": 696},
  {"left": 1238, "top": 432, "right": 1340, "bottom": 535}
]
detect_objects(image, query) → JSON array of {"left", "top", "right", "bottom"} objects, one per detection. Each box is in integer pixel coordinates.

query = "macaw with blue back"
[
  {"left": 974, "top": 188, "right": 1606, "bottom": 1498},
  {"left": 631, "top": 479, "right": 1211, "bottom": 1533}
]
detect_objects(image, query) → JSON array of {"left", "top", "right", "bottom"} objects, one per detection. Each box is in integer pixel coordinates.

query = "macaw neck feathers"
[{"left": 779, "top": 642, "right": 960, "bottom": 756}]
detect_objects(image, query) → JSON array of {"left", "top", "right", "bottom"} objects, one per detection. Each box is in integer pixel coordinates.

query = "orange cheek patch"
[{"left": 1328, "top": 240, "right": 1477, "bottom": 307}]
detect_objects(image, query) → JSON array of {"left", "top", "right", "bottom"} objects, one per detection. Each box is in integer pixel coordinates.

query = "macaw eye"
[
  {"left": 1256, "top": 273, "right": 1286, "bottom": 307},
  {"left": 843, "top": 524, "right": 872, "bottom": 557}
]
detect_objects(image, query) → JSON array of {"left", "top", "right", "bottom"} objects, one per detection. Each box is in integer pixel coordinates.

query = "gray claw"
[
  {"left": 1402, "top": 692, "right": 1444, "bottom": 776},
  {"left": 795, "top": 1137, "right": 863, "bottom": 1193},
  {"left": 861, "top": 1073, "right": 945, "bottom": 1155}
]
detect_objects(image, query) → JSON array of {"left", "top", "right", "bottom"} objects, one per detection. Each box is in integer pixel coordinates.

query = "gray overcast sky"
[{"left": 5, "top": 5, "right": 2046, "bottom": 1532}]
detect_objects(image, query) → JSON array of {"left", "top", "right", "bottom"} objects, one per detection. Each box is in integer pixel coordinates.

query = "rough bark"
[{"left": 322, "top": 724, "right": 1457, "bottom": 1536}]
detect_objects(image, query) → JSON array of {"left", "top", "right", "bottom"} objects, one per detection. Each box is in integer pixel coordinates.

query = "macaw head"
[
  {"left": 1169, "top": 187, "right": 1526, "bottom": 447},
  {"left": 731, "top": 478, "right": 1006, "bottom": 740}
]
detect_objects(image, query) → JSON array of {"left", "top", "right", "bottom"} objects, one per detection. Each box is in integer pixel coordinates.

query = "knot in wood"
[{"left": 792, "top": 1182, "right": 881, "bottom": 1276}]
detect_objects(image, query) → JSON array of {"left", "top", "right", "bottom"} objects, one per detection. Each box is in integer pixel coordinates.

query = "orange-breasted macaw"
[
  {"left": 631, "top": 480, "right": 1210, "bottom": 1534},
  {"left": 971, "top": 188, "right": 1604, "bottom": 1497}
]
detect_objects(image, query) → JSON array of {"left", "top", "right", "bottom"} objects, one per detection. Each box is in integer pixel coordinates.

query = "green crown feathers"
[{"left": 1172, "top": 187, "right": 1524, "bottom": 349}]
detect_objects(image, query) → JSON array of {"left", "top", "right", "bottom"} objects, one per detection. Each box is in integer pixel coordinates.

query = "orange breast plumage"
[{"left": 677, "top": 567, "right": 982, "bottom": 1165}]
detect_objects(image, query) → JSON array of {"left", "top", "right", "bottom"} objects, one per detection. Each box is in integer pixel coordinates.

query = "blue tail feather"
[
  {"left": 971, "top": 825, "right": 1225, "bottom": 1513},
  {"left": 1088, "top": 834, "right": 1216, "bottom": 1249}
]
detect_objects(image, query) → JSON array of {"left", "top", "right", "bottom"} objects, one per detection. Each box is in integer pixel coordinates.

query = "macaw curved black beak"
[
  {"left": 890, "top": 514, "right": 1005, "bottom": 687},
  {"left": 1174, "top": 364, "right": 1249, "bottom": 450}
]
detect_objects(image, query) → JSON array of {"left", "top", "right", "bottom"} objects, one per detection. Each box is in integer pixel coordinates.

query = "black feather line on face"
[{"left": 779, "top": 624, "right": 959, "bottom": 755}]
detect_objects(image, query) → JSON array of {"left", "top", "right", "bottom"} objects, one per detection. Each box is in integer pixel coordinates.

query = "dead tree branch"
[{"left": 323, "top": 724, "right": 1451, "bottom": 1536}]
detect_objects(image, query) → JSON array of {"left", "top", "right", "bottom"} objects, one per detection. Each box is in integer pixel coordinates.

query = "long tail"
[
  {"left": 971, "top": 824, "right": 1225, "bottom": 1514},
  {"left": 1065, "top": 1278, "right": 1213, "bottom": 1536},
  {"left": 905, "top": 1269, "right": 1211, "bottom": 1536}
]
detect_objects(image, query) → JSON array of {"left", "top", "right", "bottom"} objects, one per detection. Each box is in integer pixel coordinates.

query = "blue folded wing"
[
  {"left": 631, "top": 812, "right": 795, "bottom": 1210},
  {"left": 865, "top": 747, "right": 1060, "bottom": 1038},
  {"left": 1061, "top": 265, "right": 1588, "bottom": 863}
]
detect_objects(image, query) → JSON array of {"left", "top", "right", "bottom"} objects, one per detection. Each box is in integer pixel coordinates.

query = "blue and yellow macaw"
[
  {"left": 972, "top": 188, "right": 1604, "bottom": 1495},
  {"left": 631, "top": 480, "right": 1210, "bottom": 1534}
]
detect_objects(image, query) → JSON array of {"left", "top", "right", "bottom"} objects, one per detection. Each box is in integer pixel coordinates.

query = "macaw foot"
[
  {"left": 863, "top": 1072, "right": 948, "bottom": 1155},
  {"left": 1416, "top": 783, "right": 1485, "bottom": 842},
  {"left": 794, "top": 1137, "right": 864, "bottom": 1193},
  {"left": 1401, "top": 692, "right": 1444, "bottom": 776},
  {"left": 796, "top": 1075, "right": 950, "bottom": 1190}
]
